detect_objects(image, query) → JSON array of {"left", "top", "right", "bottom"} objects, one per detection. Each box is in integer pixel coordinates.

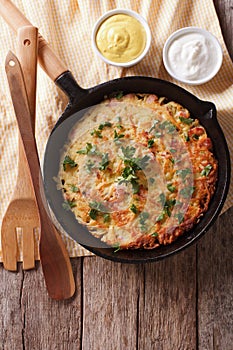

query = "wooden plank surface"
[
  {"left": 0, "top": 1, "right": 232, "bottom": 349},
  {"left": 197, "top": 209, "right": 233, "bottom": 350}
]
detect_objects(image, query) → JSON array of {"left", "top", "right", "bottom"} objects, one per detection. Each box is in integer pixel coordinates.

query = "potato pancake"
[{"left": 57, "top": 93, "right": 218, "bottom": 250}]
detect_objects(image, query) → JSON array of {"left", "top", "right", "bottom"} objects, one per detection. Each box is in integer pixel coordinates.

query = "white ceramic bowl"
[
  {"left": 91, "top": 9, "right": 151, "bottom": 68},
  {"left": 163, "top": 27, "right": 223, "bottom": 85}
]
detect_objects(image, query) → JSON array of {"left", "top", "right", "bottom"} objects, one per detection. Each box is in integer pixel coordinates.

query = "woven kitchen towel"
[{"left": 0, "top": 0, "right": 232, "bottom": 261}]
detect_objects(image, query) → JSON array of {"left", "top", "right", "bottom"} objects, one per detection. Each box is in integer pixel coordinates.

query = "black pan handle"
[{"left": 55, "top": 71, "right": 88, "bottom": 103}]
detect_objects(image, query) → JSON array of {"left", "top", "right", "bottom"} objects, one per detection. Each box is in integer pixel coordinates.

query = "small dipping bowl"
[
  {"left": 91, "top": 9, "right": 151, "bottom": 68},
  {"left": 163, "top": 27, "right": 223, "bottom": 85}
]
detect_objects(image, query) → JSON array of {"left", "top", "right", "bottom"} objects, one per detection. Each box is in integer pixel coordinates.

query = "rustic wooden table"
[{"left": 1, "top": 1, "right": 232, "bottom": 349}]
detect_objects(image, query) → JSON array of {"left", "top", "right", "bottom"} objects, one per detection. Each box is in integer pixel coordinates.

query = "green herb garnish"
[
  {"left": 149, "top": 177, "right": 155, "bottom": 184},
  {"left": 180, "top": 186, "right": 195, "bottom": 199},
  {"left": 148, "top": 120, "right": 159, "bottom": 133},
  {"left": 179, "top": 116, "right": 194, "bottom": 124},
  {"left": 159, "top": 193, "right": 166, "bottom": 206},
  {"left": 114, "top": 129, "right": 125, "bottom": 141},
  {"left": 148, "top": 139, "right": 155, "bottom": 148},
  {"left": 121, "top": 146, "right": 136, "bottom": 159},
  {"left": 91, "top": 129, "right": 103, "bottom": 138},
  {"left": 63, "top": 155, "right": 77, "bottom": 171},
  {"left": 70, "top": 184, "right": 79, "bottom": 193},
  {"left": 89, "top": 208, "right": 98, "bottom": 220},
  {"left": 85, "top": 159, "right": 95, "bottom": 173},
  {"left": 163, "top": 199, "right": 176, "bottom": 217},
  {"left": 62, "top": 200, "right": 76, "bottom": 211},
  {"left": 103, "top": 213, "right": 111, "bottom": 223},
  {"left": 174, "top": 213, "right": 184, "bottom": 224},
  {"left": 89, "top": 201, "right": 106, "bottom": 212},
  {"left": 159, "top": 120, "right": 176, "bottom": 133},
  {"left": 151, "top": 232, "right": 158, "bottom": 237},
  {"left": 201, "top": 164, "right": 212, "bottom": 176},
  {"left": 156, "top": 212, "right": 165, "bottom": 222},
  {"left": 139, "top": 212, "right": 150, "bottom": 231},
  {"left": 115, "top": 91, "right": 124, "bottom": 100},
  {"left": 98, "top": 122, "right": 112, "bottom": 130},
  {"left": 113, "top": 242, "right": 121, "bottom": 252},
  {"left": 99, "top": 153, "right": 109, "bottom": 170},
  {"left": 77, "top": 142, "right": 99, "bottom": 155},
  {"left": 176, "top": 168, "right": 192, "bottom": 180},
  {"left": 130, "top": 204, "right": 138, "bottom": 214},
  {"left": 167, "top": 183, "right": 176, "bottom": 193}
]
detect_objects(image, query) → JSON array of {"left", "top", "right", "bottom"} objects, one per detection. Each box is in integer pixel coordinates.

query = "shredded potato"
[{"left": 57, "top": 94, "right": 218, "bottom": 250}]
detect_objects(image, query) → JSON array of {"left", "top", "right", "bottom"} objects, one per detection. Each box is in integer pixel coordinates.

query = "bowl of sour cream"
[
  {"left": 163, "top": 27, "right": 223, "bottom": 85},
  {"left": 91, "top": 9, "right": 151, "bottom": 67}
]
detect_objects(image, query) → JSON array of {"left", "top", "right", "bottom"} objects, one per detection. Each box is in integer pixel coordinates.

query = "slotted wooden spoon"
[
  {"left": 5, "top": 51, "right": 75, "bottom": 300},
  {"left": 1, "top": 26, "right": 39, "bottom": 271}
]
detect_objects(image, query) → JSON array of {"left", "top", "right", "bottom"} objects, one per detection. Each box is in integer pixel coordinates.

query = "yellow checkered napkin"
[{"left": 0, "top": 0, "right": 232, "bottom": 260}]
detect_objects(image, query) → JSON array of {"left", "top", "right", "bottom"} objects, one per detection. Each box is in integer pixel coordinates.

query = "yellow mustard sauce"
[{"left": 95, "top": 14, "right": 147, "bottom": 63}]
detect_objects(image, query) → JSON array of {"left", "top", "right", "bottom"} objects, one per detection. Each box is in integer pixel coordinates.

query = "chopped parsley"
[
  {"left": 91, "top": 129, "right": 102, "bottom": 138},
  {"left": 113, "top": 242, "right": 121, "bottom": 253},
  {"left": 70, "top": 184, "right": 79, "bottom": 193},
  {"left": 151, "top": 232, "right": 158, "bottom": 237},
  {"left": 118, "top": 147, "right": 150, "bottom": 195},
  {"left": 179, "top": 116, "right": 194, "bottom": 124},
  {"left": 174, "top": 213, "right": 184, "bottom": 224},
  {"left": 201, "top": 164, "right": 212, "bottom": 176},
  {"left": 118, "top": 166, "right": 140, "bottom": 194},
  {"left": 159, "top": 120, "right": 176, "bottom": 133},
  {"left": 148, "top": 120, "right": 159, "bottom": 133},
  {"left": 130, "top": 204, "right": 138, "bottom": 214},
  {"left": 103, "top": 213, "right": 111, "bottom": 223},
  {"left": 149, "top": 177, "right": 155, "bottom": 184},
  {"left": 180, "top": 186, "right": 195, "bottom": 199},
  {"left": 85, "top": 159, "right": 95, "bottom": 173},
  {"left": 167, "top": 183, "right": 176, "bottom": 193},
  {"left": 148, "top": 139, "right": 155, "bottom": 148},
  {"left": 121, "top": 146, "right": 136, "bottom": 159},
  {"left": 62, "top": 200, "right": 76, "bottom": 211},
  {"left": 159, "top": 193, "right": 166, "bottom": 206},
  {"left": 156, "top": 212, "right": 165, "bottom": 222},
  {"left": 98, "top": 122, "right": 112, "bottom": 130},
  {"left": 89, "top": 201, "right": 106, "bottom": 212},
  {"left": 89, "top": 201, "right": 108, "bottom": 220},
  {"left": 115, "top": 91, "right": 124, "bottom": 100},
  {"left": 63, "top": 155, "right": 77, "bottom": 171},
  {"left": 176, "top": 168, "right": 192, "bottom": 180},
  {"left": 114, "top": 129, "right": 125, "bottom": 141},
  {"left": 99, "top": 153, "right": 109, "bottom": 170},
  {"left": 139, "top": 212, "right": 150, "bottom": 231},
  {"left": 77, "top": 142, "right": 100, "bottom": 155},
  {"left": 154, "top": 131, "right": 162, "bottom": 138},
  {"left": 163, "top": 199, "right": 176, "bottom": 217}
]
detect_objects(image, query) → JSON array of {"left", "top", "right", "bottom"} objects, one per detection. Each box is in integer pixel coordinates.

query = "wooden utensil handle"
[
  {"left": 17, "top": 25, "right": 38, "bottom": 128},
  {"left": 0, "top": 0, "right": 68, "bottom": 81},
  {"left": 5, "top": 51, "right": 75, "bottom": 299}
]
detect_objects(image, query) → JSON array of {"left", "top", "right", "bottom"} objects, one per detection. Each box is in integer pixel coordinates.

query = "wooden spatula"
[
  {"left": 5, "top": 50, "right": 75, "bottom": 300},
  {"left": 1, "top": 26, "right": 39, "bottom": 271}
]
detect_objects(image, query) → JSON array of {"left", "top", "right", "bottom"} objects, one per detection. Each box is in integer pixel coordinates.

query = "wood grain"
[
  {"left": 213, "top": 0, "right": 233, "bottom": 60},
  {"left": 82, "top": 258, "right": 140, "bottom": 350},
  {"left": 197, "top": 208, "right": 233, "bottom": 350},
  {"left": 0, "top": 0, "right": 232, "bottom": 349},
  {"left": 138, "top": 248, "right": 197, "bottom": 350},
  {"left": 5, "top": 51, "right": 75, "bottom": 300}
]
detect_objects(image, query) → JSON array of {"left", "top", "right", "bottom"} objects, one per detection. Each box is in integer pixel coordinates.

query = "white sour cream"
[{"left": 167, "top": 32, "right": 220, "bottom": 82}]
